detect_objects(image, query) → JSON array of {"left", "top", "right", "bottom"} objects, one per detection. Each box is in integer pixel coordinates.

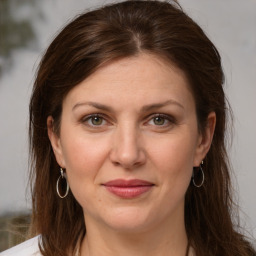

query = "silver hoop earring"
[
  {"left": 192, "top": 161, "right": 204, "bottom": 188},
  {"left": 56, "top": 168, "right": 69, "bottom": 198}
]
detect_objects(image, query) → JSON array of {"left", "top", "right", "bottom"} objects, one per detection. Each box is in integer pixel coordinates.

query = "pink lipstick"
[{"left": 103, "top": 179, "right": 154, "bottom": 199}]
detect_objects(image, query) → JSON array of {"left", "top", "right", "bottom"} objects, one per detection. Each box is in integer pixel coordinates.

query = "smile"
[{"left": 103, "top": 179, "right": 154, "bottom": 199}]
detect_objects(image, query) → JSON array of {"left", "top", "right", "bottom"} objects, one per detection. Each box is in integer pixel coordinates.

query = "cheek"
[
  {"left": 149, "top": 131, "right": 197, "bottom": 187},
  {"left": 60, "top": 134, "right": 111, "bottom": 209},
  {"left": 61, "top": 132, "right": 108, "bottom": 170},
  {"left": 59, "top": 132, "right": 111, "bottom": 200}
]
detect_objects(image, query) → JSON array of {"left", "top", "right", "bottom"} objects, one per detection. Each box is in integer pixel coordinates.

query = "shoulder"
[{"left": 0, "top": 236, "right": 41, "bottom": 256}]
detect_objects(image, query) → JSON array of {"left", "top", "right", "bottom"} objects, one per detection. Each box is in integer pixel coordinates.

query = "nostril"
[
  {"left": 109, "top": 134, "right": 146, "bottom": 169},
  {"left": 112, "top": 161, "right": 120, "bottom": 166}
]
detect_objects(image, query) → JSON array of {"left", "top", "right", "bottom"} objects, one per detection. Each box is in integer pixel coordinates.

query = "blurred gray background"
[{"left": 0, "top": 0, "right": 255, "bottom": 244}]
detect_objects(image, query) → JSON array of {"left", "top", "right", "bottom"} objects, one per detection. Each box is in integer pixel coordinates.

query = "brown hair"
[{"left": 29, "top": 1, "right": 255, "bottom": 255}]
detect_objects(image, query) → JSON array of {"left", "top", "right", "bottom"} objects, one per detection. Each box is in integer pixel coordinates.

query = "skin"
[{"left": 48, "top": 54, "right": 216, "bottom": 256}]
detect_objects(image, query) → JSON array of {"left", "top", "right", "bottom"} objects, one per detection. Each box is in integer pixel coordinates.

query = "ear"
[
  {"left": 193, "top": 112, "right": 216, "bottom": 166},
  {"left": 47, "top": 116, "right": 66, "bottom": 168}
]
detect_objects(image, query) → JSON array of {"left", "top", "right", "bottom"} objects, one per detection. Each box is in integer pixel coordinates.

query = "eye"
[
  {"left": 147, "top": 114, "right": 175, "bottom": 127},
  {"left": 82, "top": 114, "right": 107, "bottom": 127},
  {"left": 90, "top": 116, "right": 104, "bottom": 126},
  {"left": 153, "top": 116, "right": 166, "bottom": 125}
]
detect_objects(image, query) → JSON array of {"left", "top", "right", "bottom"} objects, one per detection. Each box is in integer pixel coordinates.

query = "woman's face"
[{"left": 48, "top": 54, "right": 214, "bottom": 233}]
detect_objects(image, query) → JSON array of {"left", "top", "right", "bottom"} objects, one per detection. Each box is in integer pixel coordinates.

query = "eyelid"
[
  {"left": 80, "top": 112, "right": 176, "bottom": 128},
  {"left": 81, "top": 113, "right": 110, "bottom": 127},
  {"left": 145, "top": 113, "right": 176, "bottom": 125}
]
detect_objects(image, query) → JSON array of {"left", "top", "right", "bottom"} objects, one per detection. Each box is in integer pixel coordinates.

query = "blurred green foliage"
[
  {"left": 0, "top": 0, "right": 36, "bottom": 75},
  {"left": 0, "top": 213, "right": 31, "bottom": 252}
]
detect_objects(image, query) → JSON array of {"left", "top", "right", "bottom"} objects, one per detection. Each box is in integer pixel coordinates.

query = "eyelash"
[
  {"left": 147, "top": 113, "right": 176, "bottom": 127},
  {"left": 81, "top": 114, "right": 108, "bottom": 127},
  {"left": 80, "top": 113, "right": 176, "bottom": 128}
]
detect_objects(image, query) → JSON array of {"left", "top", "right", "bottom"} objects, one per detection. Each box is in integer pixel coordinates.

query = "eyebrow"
[
  {"left": 72, "top": 99, "right": 184, "bottom": 112},
  {"left": 72, "top": 101, "right": 114, "bottom": 112},
  {"left": 141, "top": 99, "right": 184, "bottom": 111}
]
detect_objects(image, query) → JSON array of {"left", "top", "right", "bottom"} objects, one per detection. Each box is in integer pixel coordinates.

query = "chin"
[{"left": 101, "top": 207, "right": 155, "bottom": 233}]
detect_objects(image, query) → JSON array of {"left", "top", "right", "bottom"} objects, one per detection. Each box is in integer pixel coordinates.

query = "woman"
[{"left": 1, "top": 0, "right": 255, "bottom": 255}]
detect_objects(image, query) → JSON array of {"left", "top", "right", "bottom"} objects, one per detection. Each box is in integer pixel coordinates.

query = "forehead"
[{"left": 63, "top": 54, "right": 195, "bottom": 111}]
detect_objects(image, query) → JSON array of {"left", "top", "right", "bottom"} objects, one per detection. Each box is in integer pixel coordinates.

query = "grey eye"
[
  {"left": 153, "top": 116, "right": 166, "bottom": 125},
  {"left": 90, "top": 116, "right": 103, "bottom": 125}
]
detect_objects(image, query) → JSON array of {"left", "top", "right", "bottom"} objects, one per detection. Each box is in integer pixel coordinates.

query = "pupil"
[
  {"left": 92, "top": 116, "right": 102, "bottom": 125},
  {"left": 154, "top": 117, "right": 164, "bottom": 125}
]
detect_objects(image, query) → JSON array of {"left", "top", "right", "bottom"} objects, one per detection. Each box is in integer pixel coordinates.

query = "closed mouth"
[{"left": 103, "top": 179, "right": 154, "bottom": 199}]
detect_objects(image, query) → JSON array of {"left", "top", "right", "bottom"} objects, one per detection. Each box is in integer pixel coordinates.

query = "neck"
[{"left": 80, "top": 214, "right": 189, "bottom": 256}]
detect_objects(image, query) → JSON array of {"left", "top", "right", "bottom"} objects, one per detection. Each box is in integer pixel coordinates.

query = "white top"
[{"left": 0, "top": 236, "right": 41, "bottom": 256}]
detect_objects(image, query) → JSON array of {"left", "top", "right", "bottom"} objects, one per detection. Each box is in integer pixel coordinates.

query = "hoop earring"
[
  {"left": 56, "top": 168, "right": 69, "bottom": 198},
  {"left": 192, "top": 161, "right": 204, "bottom": 188}
]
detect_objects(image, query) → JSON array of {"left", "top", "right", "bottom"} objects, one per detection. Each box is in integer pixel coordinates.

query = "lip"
[{"left": 103, "top": 179, "right": 154, "bottom": 199}]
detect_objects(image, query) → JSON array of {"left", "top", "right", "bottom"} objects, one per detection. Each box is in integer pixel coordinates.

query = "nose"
[{"left": 109, "top": 123, "right": 146, "bottom": 169}]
